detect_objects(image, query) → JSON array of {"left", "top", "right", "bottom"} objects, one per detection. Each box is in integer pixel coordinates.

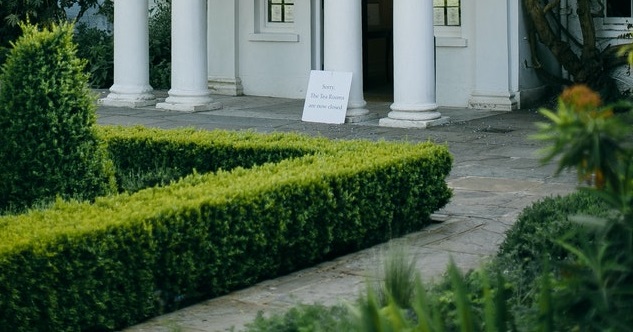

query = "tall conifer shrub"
[{"left": 0, "top": 22, "right": 116, "bottom": 212}]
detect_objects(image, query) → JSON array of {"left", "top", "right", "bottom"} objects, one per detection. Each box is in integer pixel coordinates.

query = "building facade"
[{"left": 99, "top": 0, "right": 633, "bottom": 128}]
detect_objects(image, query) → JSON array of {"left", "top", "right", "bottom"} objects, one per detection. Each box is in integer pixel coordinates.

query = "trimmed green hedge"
[
  {"left": 100, "top": 126, "right": 315, "bottom": 192},
  {"left": 0, "top": 126, "right": 452, "bottom": 331},
  {"left": 497, "top": 191, "right": 611, "bottom": 277}
]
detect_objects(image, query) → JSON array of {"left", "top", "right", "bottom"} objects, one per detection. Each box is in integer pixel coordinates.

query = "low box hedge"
[{"left": 0, "top": 126, "right": 452, "bottom": 331}]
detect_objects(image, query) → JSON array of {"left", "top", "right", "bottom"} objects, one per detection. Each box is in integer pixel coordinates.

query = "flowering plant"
[
  {"left": 534, "top": 84, "right": 633, "bottom": 330},
  {"left": 534, "top": 84, "right": 628, "bottom": 190}
]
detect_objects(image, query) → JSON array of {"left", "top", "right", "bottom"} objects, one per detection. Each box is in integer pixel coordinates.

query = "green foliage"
[
  {"left": 346, "top": 257, "right": 514, "bottom": 332},
  {"left": 244, "top": 304, "right": 354, "bottom": 332},
  {"left": 149, "top": 0, "right": 171, "bottom": 89},
  {"left": 0, "top": 0, "right": 106, "bottom": 56},
  {"left": 0, "top": 22, "right": 117, "bottom": 212},
  {"left": 533, "top": 85, "right": 629, "bottom": 189},
  {"left": 0, "top": 127, "right": 452, "bottom": 331},
  {"left": 1, "top": 0, "right": 166, "bottom": 89},
  {"left": 73, "top": 23, "right": 113, "bottom": 88},
  {"left": 0, "top": 45, "right": 9, "bottom": 65},
  {"left": 378, "top": 246, "right": 417, "bottom": 309},
  {"left": 531, "top": 84, "right": 633, "bottom": 331},
  {"left": 497, "top": 192, "right": 610, "bottom": 287},
  {"left": 97, "top": 126, "right": 315, "bottom": 194},
  {"left": 240, "top": 251, "right": 517, "bottom": 332}
]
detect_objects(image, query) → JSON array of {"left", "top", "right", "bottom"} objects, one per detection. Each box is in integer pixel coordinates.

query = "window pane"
[
  {"left": 271, "top": 5, "right": 283, "bottom": 22},
  {"left": 268, "top": 0, "right": 293, "bottom": 23},
  {"left": 434, "top": 0, "right": 460, "bottom": 26},
  {"left": 607, "top": 0, "right": 632, "bottom": 17},
  {"left": 285, "top": 5, "right": 294, "bottom": 22},
  {"left": 447, "top": 7, "right": 460, "bottom": 25},
  {"left": 434, "top": 8, "right": 446, "bottom": 25}
]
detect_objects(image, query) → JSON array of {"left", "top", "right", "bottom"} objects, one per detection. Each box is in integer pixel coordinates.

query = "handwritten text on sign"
[{"left": 302, "top": 70, "right": 352, "bottom": 124}]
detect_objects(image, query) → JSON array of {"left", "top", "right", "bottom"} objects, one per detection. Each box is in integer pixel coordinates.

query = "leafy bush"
[
  {"left": 240, "top": 252, "right": 513, "bottom": 332},
  {"left": 0, "top": 0, "right": 107, "bottom": 61},
  {"left": 0, "top": 45, "right": 10, "bottom": 65},
  {"left": 531, "top": 84, "right": 633, "bottom": 331},
  {"left": 149, "top": 0, "right": 171, "bottom": 89},
  {"left": 244, "top": 304, "right": 353, "bottom": 332},
  {"left": 497, "top": 191, "right": 610, "bottom": 287},
  {"left": 73, "top": 24, "right": 114, "bottom": 88},
  {"left": 0, "top": 22, "right": 117, "bottom": 212},
  {"left": 98, "top": 126, "right": 315, "bottom": 194}
]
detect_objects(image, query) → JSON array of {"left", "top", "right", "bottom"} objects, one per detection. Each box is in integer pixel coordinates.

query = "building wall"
[
  {"left": 434, "top": 0, "right": 473, "bottom": 108},
  {"left": 234, "top": 1, "right": 316, "bottom": 99},
  {"left": 206, "top": 1, "right": 554, "bottom": 109}
]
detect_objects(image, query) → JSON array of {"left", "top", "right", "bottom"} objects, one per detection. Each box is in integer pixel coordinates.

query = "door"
[{"left": 362, "top": 0, "right": 393, "bottom": 100}]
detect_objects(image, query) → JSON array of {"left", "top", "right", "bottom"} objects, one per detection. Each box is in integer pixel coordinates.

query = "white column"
[
  {"left": 468, "top": 0, "right": 517, "bottom": 111},
  {"left": 100, "top": 0, "right": 155, "bottom": 107},
  {"left": 324, "top": 0, "right": 374, "bottom": 123},
  {"left": 379, "top": 0, "right": 447, "bottom": 128},
  {"left": 157, "top": 0, "right": 221, "bottom": 112}
]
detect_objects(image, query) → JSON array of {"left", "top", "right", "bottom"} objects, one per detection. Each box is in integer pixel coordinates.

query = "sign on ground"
[{"left": 302, "top": 70, "right": 352, "bottom": 124}]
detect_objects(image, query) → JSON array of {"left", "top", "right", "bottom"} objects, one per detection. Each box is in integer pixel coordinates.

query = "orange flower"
[{"left": 560, "top": 84, "right": 602, "bottom": 109}]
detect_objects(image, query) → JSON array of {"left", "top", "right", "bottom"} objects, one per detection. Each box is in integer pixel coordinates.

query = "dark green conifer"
[{"left": 0, "top": 22, "right": 116, "bottom": 212}]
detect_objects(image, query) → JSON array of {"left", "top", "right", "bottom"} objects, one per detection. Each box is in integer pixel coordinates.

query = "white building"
[{"left": 100, "top": 0, "right": 632, "bottom": 128}]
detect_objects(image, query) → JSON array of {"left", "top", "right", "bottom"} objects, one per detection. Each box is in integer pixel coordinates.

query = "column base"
[
  {"left": 156, "top": 89, "right": 223, "bottom": 113},
  {"left": 469, "top": 92, "right": 517, "bottom": 111},
  {"left": 380, "top": 104, "right": 447, "bottom": 128},
  {"left": 344, "top": 106, "right": 379, "bottom": 123},
  {"left": 208, "top": 77, "right": 244, "bottom": 96},
  {"left": 99, "top": 97, "right": 157, "bottom": 108},
  {"left": 379, "top": 116, "right": 449, "bottom": 128},
  {"left": 156, "top": 101, "right": 222, "bottom": 113},
  {"left": 345, "top": 110, "right": 379, "bottom": 123},
  {"left": 346, "top": 112, "right": 379, "bottom": 123},
  {"left": 99, "top": 85, "right": 156, "bottom": 108}
]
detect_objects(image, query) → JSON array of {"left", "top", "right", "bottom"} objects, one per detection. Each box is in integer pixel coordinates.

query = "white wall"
[
  {"left": 434, "top": 0, "right": 474, "bottom": 108},
  {"left": 236, "top": 1, "right": 315, "bottom": 99},
  {"left": 207, "top": 1, "right": 556, "bottom": 109}
]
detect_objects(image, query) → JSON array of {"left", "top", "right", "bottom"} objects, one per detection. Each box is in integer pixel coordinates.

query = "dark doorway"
[{"left": 362, "top": 0, "right": 393, "bottom": 101}]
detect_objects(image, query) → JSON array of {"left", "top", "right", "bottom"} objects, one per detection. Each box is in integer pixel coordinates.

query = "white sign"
[{"left": 302, "top": 70, "right": 352, "bottom": 124}]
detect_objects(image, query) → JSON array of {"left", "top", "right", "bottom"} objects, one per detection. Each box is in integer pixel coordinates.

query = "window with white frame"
[
  {"left": 268, "top": 0, "right": 294, "bottom": 23},
  {"left": 433, "top": 0, "right": 461, "bottom": 26},
  {"left": 249, "top": 0, "right": 299, "bottom": 42},
  {"left": 600, "top": 0, "right": 633, "bottom": 27}
]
